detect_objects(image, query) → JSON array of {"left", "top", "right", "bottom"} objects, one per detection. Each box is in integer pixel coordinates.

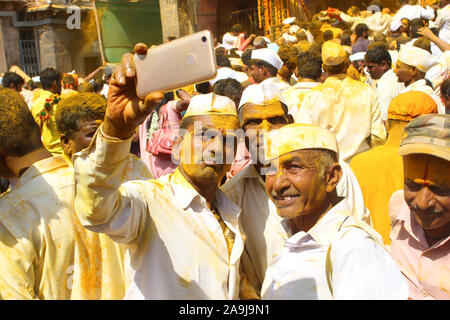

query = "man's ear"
[
  {"left": 325, "top": 162, "right": 342, "bottom": 193},
  {"left": 60, "top": 134, "right": 72, "bottom": 157}
]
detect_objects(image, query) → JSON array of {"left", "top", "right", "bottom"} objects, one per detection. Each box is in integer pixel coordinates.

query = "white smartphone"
[{"left": 134, "top": 30, "right": 217, "bottom": 99}]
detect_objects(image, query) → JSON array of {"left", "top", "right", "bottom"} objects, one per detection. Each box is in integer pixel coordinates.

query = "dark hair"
[
  {"left": 215, "top": 47, "right": 228, "bottom": 57},
  {"left": 55, "top": 93, "right": 106, "bottom": 138},
  {"left": 355, "top": 23, "right": 369, "bottom": 38},
  {"left": 195, "top": 81, "right": 212, "bottom": 94},
  {"left": 441, "top": 78, "right": 450, "bottom": 97},
  {"left": 297, "top": 51, "right": 322, "bottom": 80},
  {"left": 229, "top": 48, "right": 240, "bottom": 58},
  {"left": 323, "top": 61, "right": 348, "bottom": 75},
  {"left": 252, "top": 60, "right": 278, "bottom": 77},
  {"left": 340, "top": 33, "right": 352, "bottom": 46},
  {"left": 2, "top": 72, "right": 25, "bottom": 90},
  {"left": 39, "top": 67, "right": 61, "bottom": 90},
  {"left": 413, "top": 37, "right": 431, "bottom": 53},
  {"left": 0, "top": 89, "right": 42, "bottom": 157},
  {"left": 231, "top": 24, "right": 243, "bottom": 34},
  {"left": 410, "top": 18, "right": 425, "bottom": 38},
  {"left": 365, "top": 45, "right": 392, "bottom": 66},
  {"left": 241, "top": 48, "right": 253, "bottom": 67},
  {"left": 216, "top": 53, "right": 232, "bottom": 68},
  {"left": 277, "top": 45, "right": 298, "bottom": 70},
  {"left": 213, "top": 78, "right": 243, "bottom": 105},
  {"left": 323, "top": 30, "right": 334, "bottom": 41}
]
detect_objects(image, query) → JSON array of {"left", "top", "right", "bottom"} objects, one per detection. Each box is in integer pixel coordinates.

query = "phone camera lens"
[{"left": 202, "top": 36, "right": 207, "bottom": 42}]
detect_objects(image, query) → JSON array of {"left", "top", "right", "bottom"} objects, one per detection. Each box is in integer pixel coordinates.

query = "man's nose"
[
  {"left": 414, "top": 187, "right": 437, "bottom": 211},
  {"left": 272, "top": 170, "right": 290, "bottom": 194}
]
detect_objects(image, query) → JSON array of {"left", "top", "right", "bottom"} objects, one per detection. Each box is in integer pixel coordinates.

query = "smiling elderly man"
[
  {"left": 388, "top": 114, "right": 450, "bottom": 300},
  {"left": 260, "top": 123, "right": 409, "bottom": 299}
]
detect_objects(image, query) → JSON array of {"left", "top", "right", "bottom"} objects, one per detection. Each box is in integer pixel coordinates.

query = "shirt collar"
[
  {"left": 169, "top": 167, "right": 242, "bottom": 221},
  {"left": 169, "top": 167, "right": 202, "bottom": 210},
  {"left": 405, "top": 79, "right": 427, "bottom": 91},
  {"left": 293, "top": 81, "right": 321, "bottom": 89},
  {"left": 15, "top": 156, "right": 68, "bottom": 189},
  {"left": 285, "top": 199, "right": 351, "bottom": 248}
]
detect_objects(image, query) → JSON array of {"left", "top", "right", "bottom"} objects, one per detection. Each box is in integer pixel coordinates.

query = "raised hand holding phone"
[{"left": 104, "top": 43, "right": 165, "bottom": 140}]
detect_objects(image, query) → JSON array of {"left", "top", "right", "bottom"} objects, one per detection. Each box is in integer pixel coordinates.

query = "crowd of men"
[{"left": 0, "top": 0, "right": 448, "bottom": 300}]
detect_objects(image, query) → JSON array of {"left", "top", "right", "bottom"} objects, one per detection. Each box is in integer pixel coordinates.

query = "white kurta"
[
  {"left": 73, "top": 126, "right": 245, "bottom": 300},
  {"left": 261, "top": 200, "right": 409, "bottom": 300},
  {"left": 392, "top": 4, "right": 435, "bottom": 22},
  {"left": 376, "top": 69, "right": 405, "bottom": 121}
]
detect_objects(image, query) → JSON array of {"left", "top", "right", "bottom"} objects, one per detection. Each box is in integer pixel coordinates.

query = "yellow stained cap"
[
  {"left": 398, "top": 45, "right": 439, "bottom": 72},
  {"left": 184, "top": 93, "right": 238, "bottom": 118},
  {"left": 263, "top": 123, "right": 339, "bottom": 161},
  {"left": 388, "top": 91, "right": 437, "bottom": 122},
  {"left": 239, "top": 83, "right": 285, "bottom": 108},
  {"left": 322, "top": 41, "right": 347, "bottom": 66}
]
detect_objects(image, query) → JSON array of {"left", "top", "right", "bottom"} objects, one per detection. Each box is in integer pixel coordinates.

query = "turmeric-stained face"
[
  {"left": 179, "top": 114, "right": 239, "bottom": 186},
  {"left": 62, "top": 119, "right": 102, "bottom": 159},
  {"left": 403, "top": 154, "right": 450, "bottom": 239},
  {"left": 265, "top": 150, "right": 328, "bottom": 220},
  {"left": 240, "top": 101, "right": 289, "bottom": 165},
  {"left": 394, "top": 61, "right": 413, "bottom": 84}
]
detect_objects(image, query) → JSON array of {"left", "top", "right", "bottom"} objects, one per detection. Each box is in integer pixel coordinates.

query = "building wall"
[{"left": 0, "top": 16, "right": 21, "bottom": 69}]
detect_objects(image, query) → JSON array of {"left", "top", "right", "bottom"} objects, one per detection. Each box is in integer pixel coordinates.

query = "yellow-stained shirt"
[
  {"left": 30, "top": 90, "right": 63, "bottom": 157},
  {"left": 0, "top": 155, "right": 153, "bottom": 300},
  {"left": 73, "top": 126, "right": 246, "bottom": 299},
  {"left": 282, "top": 82, "right": 321, "bottom": 119},
  {"left": 295, "top": 75, "right": 386, "bottom": 163},
  {"left": 350, "top": 125, "right": 406, "bottom": 244}
]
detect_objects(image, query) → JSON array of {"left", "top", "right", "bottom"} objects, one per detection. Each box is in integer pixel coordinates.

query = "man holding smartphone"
[{"left": 72, "top": 44, "right": 258, "bottom": 299}]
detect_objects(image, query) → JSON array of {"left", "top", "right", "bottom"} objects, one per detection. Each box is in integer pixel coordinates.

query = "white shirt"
[
  {"left": 259, "top": 76, "right": 291, "bottom": 93},
  {"left": 376, "top": 69, "right": 405, "bottom": 121},
  {"left": 426, "top": 50, "right": 450, "bottom": 97},
  {"left": 401, "top": 79, "right": 446, "bottom": 114},
  {"left": 221, "top": 162, "right": 371, "bottom": 290},
  {"left": 393, "top": 4, "right": 435, "bottom": 22},
  {"left": 430, "top": 5, "right": 450, "bottom": 44},
  {"left": 282, "top": 81, "right": 321, "bottom": 119},
  {"left": 73, "top": 126, "right": 245, "bottom": 300},
  {"left": 261, "top": 200, "right": 409, "bottom": 300},
  {"left": 222, "top": 33, "right": 238, "bottom": 51}
]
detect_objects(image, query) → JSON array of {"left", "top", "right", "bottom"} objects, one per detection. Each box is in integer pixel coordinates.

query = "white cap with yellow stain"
[
  {"left": 184, "top": 92, "right": 238, "bottom": 118},
  {"left": 251, "top": 48, "right": 284, "bottom": 70},
  {"left": 398, "top": 45, "right": 439, "bottom": 73},
  {"left": 263, "top": 123, "right": 339, "bottom": 161},
  {"left": 238, "top": 83, "right": 285, "bottom": 109}
]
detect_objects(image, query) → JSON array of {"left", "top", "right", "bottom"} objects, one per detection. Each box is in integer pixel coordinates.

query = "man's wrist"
[{"left": 103, "top": 116, "right": 136, "bottom": 140}]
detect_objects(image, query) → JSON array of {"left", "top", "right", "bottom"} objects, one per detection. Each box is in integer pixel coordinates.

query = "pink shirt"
[
  {"left": 139, "top": 100, "right": 181, "bottom": 179},
  {"left": 226, "top": 139, "right": 251, "bottom": 180},
  {"left": 388, "top": 190, "right": 450, "bottom": 300}
]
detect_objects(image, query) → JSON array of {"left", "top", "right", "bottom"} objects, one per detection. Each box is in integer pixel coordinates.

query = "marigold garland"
[{"left": 39, "top": 94, "right": 61, "bottom": 127}]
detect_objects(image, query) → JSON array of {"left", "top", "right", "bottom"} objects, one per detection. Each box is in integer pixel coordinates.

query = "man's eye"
[
  {"left": 429, "top": 186, "right": 450, "bottom": 197},
  {"left": 405, "top": 180, "right": 422, "bottom": 192}
]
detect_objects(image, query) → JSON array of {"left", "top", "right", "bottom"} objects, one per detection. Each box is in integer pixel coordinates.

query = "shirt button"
[
  {"left": 424, "top": 252, "right": 432, "bottom": 258},
  {"left": 421, "top": 290, "right": 428, "bottom": 297}
]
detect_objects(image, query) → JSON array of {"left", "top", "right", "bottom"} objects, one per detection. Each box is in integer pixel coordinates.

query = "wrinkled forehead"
[
  {"left": 183, "top": 114, "right": 240, "bottom": 132},
  {"left": 403, "top": 154, "right": 450, "bottom": 187},
  {"left": 239, "top": 101, "right": 287, "bottom": 123}
]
